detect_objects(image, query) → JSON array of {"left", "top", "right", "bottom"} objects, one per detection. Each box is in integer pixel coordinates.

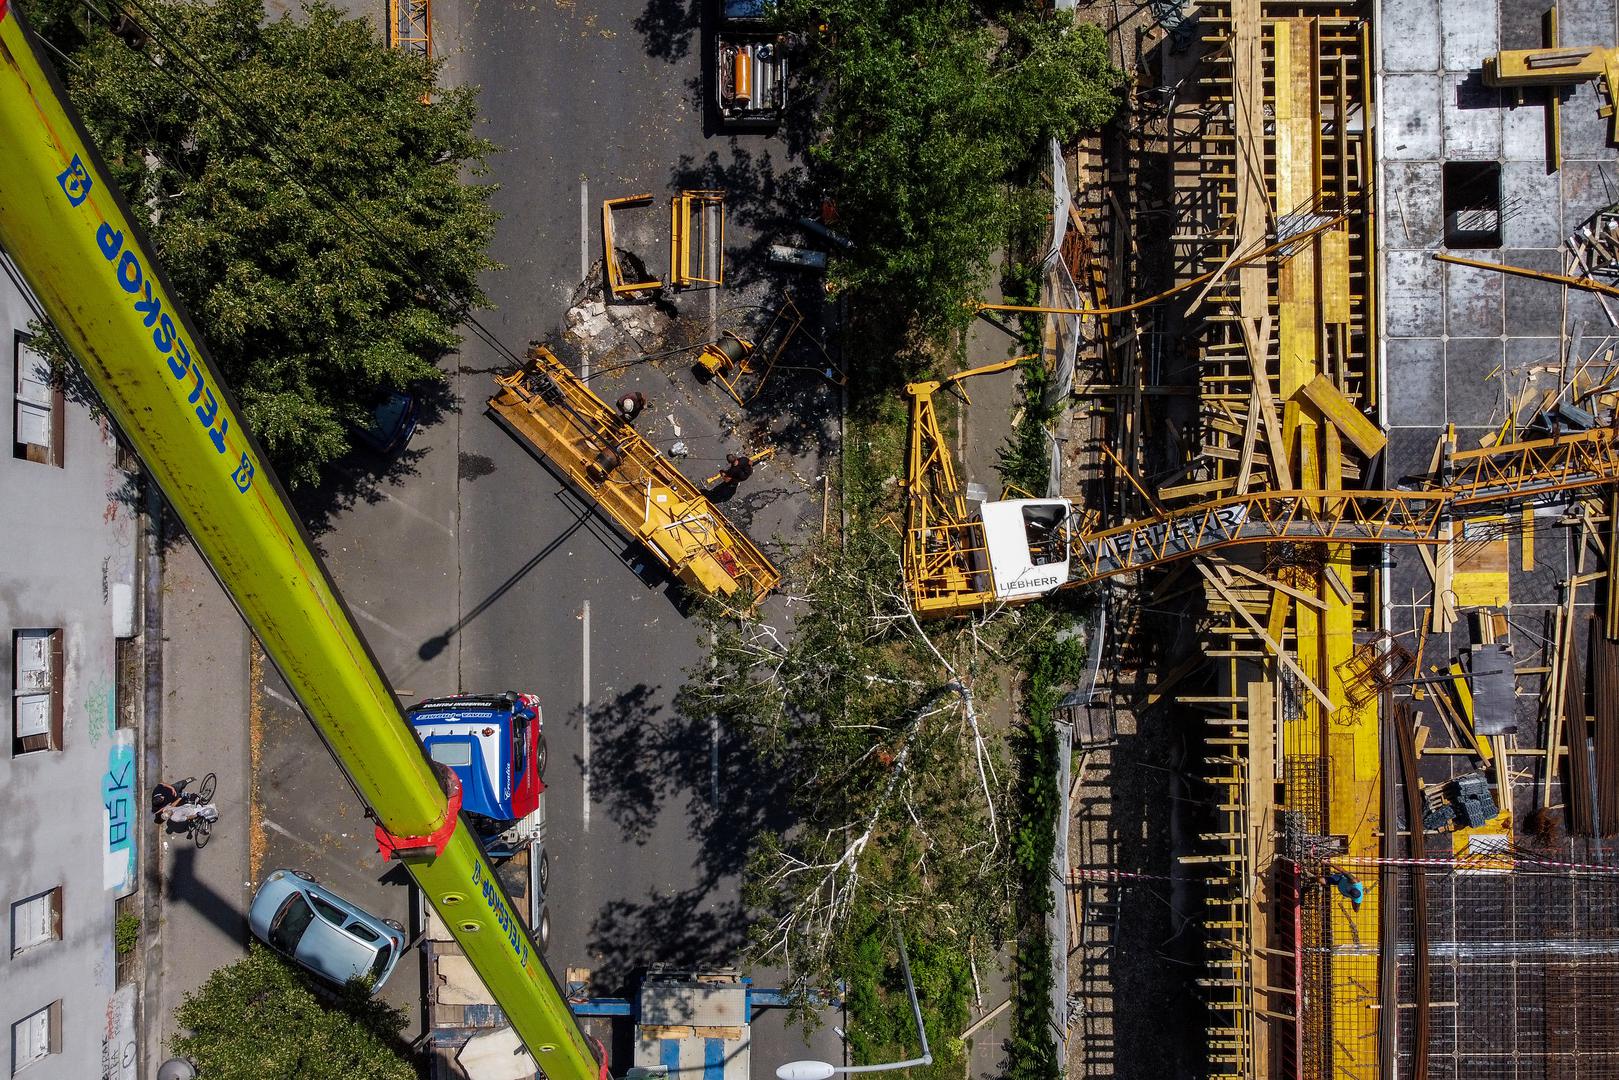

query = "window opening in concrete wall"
[
  {"left": 10, "top": 1000, "right": 60, "bottom": 1072},
  {"left": 9, "top": 888, "right": 62, "bottom": 956},
  {"left": 12, "top": 333, "right": 63, "bottom": 467},
  {"left": 1442, "top": 161, "right": 1503, "bottom": 249},
  {"left": 12, "top": 629, "right": 64, "bottom": 755}
]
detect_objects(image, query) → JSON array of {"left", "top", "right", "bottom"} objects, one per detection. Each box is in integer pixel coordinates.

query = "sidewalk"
[{"left": 144, "top": 529, "right": 253, "bottom": 1063}]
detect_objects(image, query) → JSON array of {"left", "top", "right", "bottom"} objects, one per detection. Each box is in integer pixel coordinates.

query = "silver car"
[{"left": 248, "top": 869, "right": 407, "bottom": 991}]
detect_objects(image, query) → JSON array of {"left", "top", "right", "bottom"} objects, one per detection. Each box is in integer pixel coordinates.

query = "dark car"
[{"left": 354, "top": 389, "right": 419, "bottom": 455}]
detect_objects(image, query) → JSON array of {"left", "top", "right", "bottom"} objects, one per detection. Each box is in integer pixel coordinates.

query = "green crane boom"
[{"left": 0, "top": 3, "right": 604, "bottom": 1076}]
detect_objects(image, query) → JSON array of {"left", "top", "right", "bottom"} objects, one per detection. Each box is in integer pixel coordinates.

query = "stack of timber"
[{"left": 1595, "top": 633, "right": 1619, "bottom": 836}]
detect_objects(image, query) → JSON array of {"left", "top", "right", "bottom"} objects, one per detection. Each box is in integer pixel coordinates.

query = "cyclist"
[{"left": 151, "top": 781, "right": 182, "bottom": 822}]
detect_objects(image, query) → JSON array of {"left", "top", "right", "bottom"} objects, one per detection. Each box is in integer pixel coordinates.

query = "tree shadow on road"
[
  {"left": 581, "top": 681, "right": 790, "bottom": 895},
  {"left": 288, "top": 376, "right": 461, "bottom": 543},
  {"left": 683, "top": 718, "right": 794, "bottom": 892},
  {"left": 587, "top": 886, "right": 749, "bottom": 994},
  {"left": 577, "top": 683, "right": 699, "bottom": 844},
  {"left": 633, "top": 0, "right": 700, "bottom": 63}
]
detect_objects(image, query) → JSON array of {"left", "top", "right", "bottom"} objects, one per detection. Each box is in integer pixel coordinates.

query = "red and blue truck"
[{"left": 407, "top": 693, "right": 547, "bottom": 860}]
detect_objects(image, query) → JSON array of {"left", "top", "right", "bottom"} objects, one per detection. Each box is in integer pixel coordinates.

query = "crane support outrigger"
[{"left": 0, "top": 4, "right": 605, "bottom": 1076}]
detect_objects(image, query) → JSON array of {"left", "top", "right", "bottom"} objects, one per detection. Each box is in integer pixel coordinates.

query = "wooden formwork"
[{"left": 1164, "top": 4, "right": 1380, "bottom": 1079}]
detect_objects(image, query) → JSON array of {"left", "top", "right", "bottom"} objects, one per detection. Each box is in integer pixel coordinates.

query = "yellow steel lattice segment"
[
  {"left": 602, "top": 194, "right": 662, "bottom": 295},
  {"left": 490, "top": 347, "right": 778, "bottom": 601},
  {"left": 387, "top": 0, "right": 431, "bottom": 57},
  {"left": 901, "top": 359, "right": 1027, "bottom": 615},
  {"left": 1071, "top": 429, "right": 1619, "bottom": 584},
  {"left": 669, "top": 189, "right": 725, "bottom": 287}
]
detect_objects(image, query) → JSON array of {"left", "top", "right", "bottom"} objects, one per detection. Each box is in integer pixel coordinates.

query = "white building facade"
[{"left": 0, "top": 250, "right": 141, "bottom": 1080}]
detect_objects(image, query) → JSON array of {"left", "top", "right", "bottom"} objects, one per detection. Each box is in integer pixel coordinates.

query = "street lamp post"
[{"left": 776, "top": 931, "right": 933, "bottom": 1080}]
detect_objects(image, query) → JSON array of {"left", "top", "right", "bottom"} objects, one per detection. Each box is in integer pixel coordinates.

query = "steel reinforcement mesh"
[{"left": 1386, "top": 868, "right": 1619, "bottom": 1080}]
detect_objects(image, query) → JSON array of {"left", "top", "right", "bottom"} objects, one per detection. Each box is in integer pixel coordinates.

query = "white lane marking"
[
  {"left": 352, "top": 605, "right": 410, "bottom": 642},
  {"left": 710, "top": 714, "right": 720, "bottom": 806},
  {"left": 581, "top": 600, "right": 591, "bottom": 830},
  {"left": 262, "top": 685, "right": 297, "bottom": 709},
  {"left": 259, "top": 817, "right": 366, "bottom": 878},
  {"left": 260, "top": 817, "right": 303, "bottom": 843},
  {"left": 580, "top": 177, "right": 590, "bottom": 282},
  {"left": 368, "top": 485, "right": 456, "bottom": 539}
]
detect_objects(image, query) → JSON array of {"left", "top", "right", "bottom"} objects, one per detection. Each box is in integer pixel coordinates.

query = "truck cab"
[{"left": 407, "top": 693, "right": 546, "bottom": 857}]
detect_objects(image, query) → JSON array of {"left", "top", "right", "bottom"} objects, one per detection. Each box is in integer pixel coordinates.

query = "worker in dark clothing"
[
  {"left": 722, "top": 452, "right": 754, "bottom": 485},
  {"left": 616, "top": 391, "right": 646, "bottom": 423},
  {"left": 1324, "top": 870, "right": 1365, "bottom": 910}
]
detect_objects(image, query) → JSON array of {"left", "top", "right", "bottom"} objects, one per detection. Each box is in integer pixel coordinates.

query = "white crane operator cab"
[{"left": 979, "top": 498, "right": 1074, "bottom": 602}]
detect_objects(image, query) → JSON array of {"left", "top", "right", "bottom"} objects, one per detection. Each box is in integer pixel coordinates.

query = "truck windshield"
[
  {"left": 270, "top": 893, "right": 316, "bottom": 953},
  {"left": 428, "top": 740, "right": 474, "bottom": 768}
]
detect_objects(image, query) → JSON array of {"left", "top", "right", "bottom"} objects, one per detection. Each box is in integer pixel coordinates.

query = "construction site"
[{"left": 1027, "top": 1, "right": 1619, "bottom": 1078}]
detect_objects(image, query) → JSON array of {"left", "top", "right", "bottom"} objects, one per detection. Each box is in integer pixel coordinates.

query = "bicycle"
[
  {"left": 162, "top": 772, "right": 220, "bottom": 848},
  {"left": 169, "top": 773, "right": 218, "bottom": 804}
]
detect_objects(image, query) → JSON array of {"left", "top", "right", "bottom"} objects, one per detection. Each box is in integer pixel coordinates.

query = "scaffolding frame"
[
  {"left": 602, "top": 194, "right": 663, "bottom": 296},
  {"left": 669, "top": 190, "right": 726, "bottom": 287}
]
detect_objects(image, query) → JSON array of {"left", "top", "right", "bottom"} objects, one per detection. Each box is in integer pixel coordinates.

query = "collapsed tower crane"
[{"left": 903, "top": 362, "right": 1619, "bottom": 616}]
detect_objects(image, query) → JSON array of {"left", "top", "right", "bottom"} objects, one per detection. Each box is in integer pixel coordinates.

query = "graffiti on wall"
[
  {"left": 101, "top": 985, "right": 135, "bottom": 1080},
  {"left": 101, "top": 731, "right": 136, "bottom": 894}
]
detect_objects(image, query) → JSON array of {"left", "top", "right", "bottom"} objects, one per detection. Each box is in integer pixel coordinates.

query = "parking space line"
[
  {"left": 352, "top": 605, "right": 410, "bottom": 642},
  {"left": 260, "top": 817, "right": 373, "bottom": 881},
  {"left": 262, "top": 685, "right": 297, "bottom": 709},
  {"left": 579, "top": 177, "right": 589, "bottom": 283},
  {"left": 581, "top": 600, "right": 591, "bottom": 830}
]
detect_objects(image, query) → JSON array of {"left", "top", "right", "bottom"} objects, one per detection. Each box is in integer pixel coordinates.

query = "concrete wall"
[{"left": 0, "top": 252, "right": 139, "bottom": 1080}]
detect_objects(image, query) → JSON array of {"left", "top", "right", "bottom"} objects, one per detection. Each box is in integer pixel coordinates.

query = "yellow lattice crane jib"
[{"left": 388, "top": 0, "right": 431, "bottom": 58}]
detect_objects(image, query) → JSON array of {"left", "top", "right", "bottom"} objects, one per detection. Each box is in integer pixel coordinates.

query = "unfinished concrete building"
[{"left": 1062, "top": 1, "right": 1619, "bottom": 1077}]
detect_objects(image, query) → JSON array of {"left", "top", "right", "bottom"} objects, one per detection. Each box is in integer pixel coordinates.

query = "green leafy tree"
[
  {"left": 28, "top": 0, "right": 498, "bottom": 486},
  {"left": 777, "top": 1, "right": 1121, "bottom": 343},
  {"left": 172, "top": 943, "right": 414, "bottom": 1080}
]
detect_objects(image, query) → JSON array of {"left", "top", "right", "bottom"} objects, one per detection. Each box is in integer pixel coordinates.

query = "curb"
[{"left": 138, "top": 485, "right": 165, "bottom": 1075}]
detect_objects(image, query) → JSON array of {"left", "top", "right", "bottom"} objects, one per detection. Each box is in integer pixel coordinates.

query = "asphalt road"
[{"left": 254, "top": 0, "right": 843, "bottom": 1072}]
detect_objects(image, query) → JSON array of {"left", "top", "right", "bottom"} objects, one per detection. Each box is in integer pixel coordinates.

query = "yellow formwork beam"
[
  {"left": 1299, "top": 373, "right": 1387, "bottom": 459},
  {"left": 490, "top": 347, "right": 777, "bottom": 601}
]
